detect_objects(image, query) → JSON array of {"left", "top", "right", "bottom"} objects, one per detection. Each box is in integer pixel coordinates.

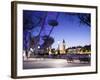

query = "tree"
[
  {"left": 81, "top": 45, "right": 91, "bottom": 52},
  {"left": 39, "top": 35, "right": 54, "bottom": 55},
  {"left": 51, "top": 48, "right": 56, "bottom": 54},
  {"left": 23, "top": 11, "right": 46, "bottom": 57},
  {"left": 65, "top": 13, "right": 91, "bottom": 27},
  {"left": 23, "top": 12, "right": 43, "bottom": 31},
  {"left": 48, "top": 12, "right": 59, "bottom": 37},
  {"left": 78, "top": 13, "right": 91, "bottom": 26},
  {"left": 41, "top": 35, "right": 54, "bottom": 49},
  {"left": 48, "top": 20, "right": 58, "bottom": 36}
]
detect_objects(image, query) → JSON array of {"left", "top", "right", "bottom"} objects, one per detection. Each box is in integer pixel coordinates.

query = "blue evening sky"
[
  {"left": 23, "top": 10, "right": 91, "bottom": 49},
  {"left": 50, "top": 13, "right": 90, "bottom": 48}
]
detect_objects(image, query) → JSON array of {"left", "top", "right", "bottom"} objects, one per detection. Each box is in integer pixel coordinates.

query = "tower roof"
[{"left": 63, "top": 39, "right": 65, "bottom": 43}]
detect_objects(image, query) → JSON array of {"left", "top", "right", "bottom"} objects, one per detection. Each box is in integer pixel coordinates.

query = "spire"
[
  {"left": 63, "top": 39, "right": 65, "bottom": 43},
  {"left": 62, "top": 39, "right": 66, "bottom": 51}
]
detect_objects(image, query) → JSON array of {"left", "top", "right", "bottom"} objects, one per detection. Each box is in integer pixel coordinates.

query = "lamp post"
[{"left": 57, "top": 41, "right": 60, "bottom": 55}]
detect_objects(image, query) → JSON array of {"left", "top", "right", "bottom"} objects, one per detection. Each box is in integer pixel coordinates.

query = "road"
[{"left": 23, "top": 58, "right": 90, "bottom": 69}]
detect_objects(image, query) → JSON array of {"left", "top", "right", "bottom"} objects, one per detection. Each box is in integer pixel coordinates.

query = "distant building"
[
  {"left": 67, "top": 47, "right": 81, "bottom": 54},
  {"left": 59, "top": 40, "right": 66, "bottom": 54}
]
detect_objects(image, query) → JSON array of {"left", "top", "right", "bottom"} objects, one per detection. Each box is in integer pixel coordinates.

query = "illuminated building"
[{"left": 59, "top": 40, "right": 66, "bottom": 54}]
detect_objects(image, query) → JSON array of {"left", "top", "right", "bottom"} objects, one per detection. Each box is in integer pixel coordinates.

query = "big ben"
[{"left": 59, "top": 39, "right": 66, "bottom": 54}]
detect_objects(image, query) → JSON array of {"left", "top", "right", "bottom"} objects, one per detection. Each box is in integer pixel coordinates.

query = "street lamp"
[
  {"left": 58, "top": 41, "right": 60, "bottom": 44},
  {"left": 57, "top": 41, "right": 60, "bottom": 55},
  {"left": 38, "top": 45, "right": 40, "bottom": 49}
]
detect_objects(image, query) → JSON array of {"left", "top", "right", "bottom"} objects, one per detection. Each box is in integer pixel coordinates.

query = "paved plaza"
[{"left": 23, "top": 58, "right": 90, "bottom": 69}]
